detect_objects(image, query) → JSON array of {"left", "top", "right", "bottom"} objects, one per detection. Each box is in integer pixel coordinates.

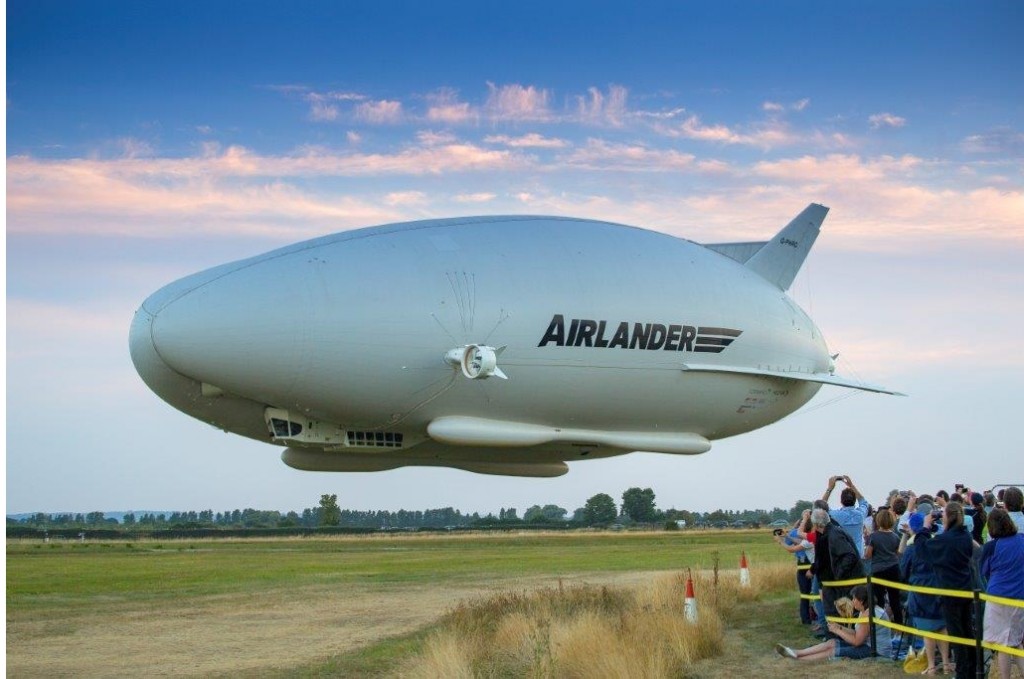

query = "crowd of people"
[{"left": 772, "top": 476, "right": 1024, "bottom": 676}]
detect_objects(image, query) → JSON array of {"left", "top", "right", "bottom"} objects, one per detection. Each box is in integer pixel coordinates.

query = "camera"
[
  {"left": 772, "top": 528, "right": 785, "bottom": 536},
  {"left": 932, "top": 509, "right": 943, "bottom": 521}
]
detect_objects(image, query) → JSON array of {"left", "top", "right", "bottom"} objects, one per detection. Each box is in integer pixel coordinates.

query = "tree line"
[{"left": 8, "top": 489, "right": 813, "bottom": 532}]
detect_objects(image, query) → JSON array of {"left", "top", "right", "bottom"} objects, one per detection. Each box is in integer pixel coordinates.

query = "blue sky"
[{"left": 7, "top": 2, "right": 1024, "bottom": 516}]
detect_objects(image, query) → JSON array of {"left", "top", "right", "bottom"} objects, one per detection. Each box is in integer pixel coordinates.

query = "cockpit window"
[{"left": 270, "top": 418, "right": 302, "bottom": 437}]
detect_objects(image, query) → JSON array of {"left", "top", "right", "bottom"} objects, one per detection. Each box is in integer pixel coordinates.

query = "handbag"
[{"left": 903, "top": 646, "right": 928, "bottom": 674}]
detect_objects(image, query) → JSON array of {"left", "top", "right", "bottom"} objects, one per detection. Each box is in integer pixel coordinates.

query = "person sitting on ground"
[
  {"left": 774, "top": 585, "right": 892, "bottom": 661},
  {"left": 865, "top": 507, "right": 904, "bottom": 627},
  {"left": 901, "top": 512, "right": 952, "bottom": 675},
  {"left": 981, "top": 508, "right": 1024, "bottom": 679},
  {"left": 1004, "top": 486, "right": 1024, "bottom": 532},
  {"left": 822, "top": 475, "right": 870, "bottom": 557}
]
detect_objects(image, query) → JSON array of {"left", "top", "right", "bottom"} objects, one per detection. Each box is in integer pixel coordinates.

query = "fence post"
[
  {"left": 973, "top": 588, "right": 984, "bottom": 679},
  {"left": 867, "top": 572, "right": 877, "bottom": 658}
]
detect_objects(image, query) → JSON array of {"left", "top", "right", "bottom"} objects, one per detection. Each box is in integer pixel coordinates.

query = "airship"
[{"left": 130, "top": 204, "right": 899, "bottom": 478}]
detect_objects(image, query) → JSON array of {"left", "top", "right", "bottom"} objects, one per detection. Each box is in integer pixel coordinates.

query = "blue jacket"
[
  {"left": 917, "top": 525, "right": 976, "bottom": 591},
  {"left": 981, "top": 533, "right": 1024, "bottom": 599},
  {"left": 901, "top": 538, "right": 943, "bottom": 620}
]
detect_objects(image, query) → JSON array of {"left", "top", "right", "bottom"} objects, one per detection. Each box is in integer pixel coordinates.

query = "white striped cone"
[
  {"left": 684, "top": 575, "right": 698, "bottom": 622},
  {"left": 740, "top": 551, "right": 751, "bottom": 587}
]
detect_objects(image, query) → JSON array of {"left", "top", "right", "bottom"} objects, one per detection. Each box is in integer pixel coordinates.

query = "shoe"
[
  {"left": 921, "top": 668, "right": 938, "bottom": 675},
  {"left": 774, "top": 643, "right": 797, "bottom": 659}
]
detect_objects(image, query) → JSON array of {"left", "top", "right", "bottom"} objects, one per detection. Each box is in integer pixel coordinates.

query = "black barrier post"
[
  {"left": 867, "top": 573, "right": 877, "bottom": 658},
  {"left": 973, "top": 588, "right": 984, "bottom": 679}
]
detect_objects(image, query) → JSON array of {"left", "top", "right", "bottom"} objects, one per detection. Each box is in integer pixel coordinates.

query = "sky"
[{"left": 6, "top": 2, "right": 1024, "bottom": 517}]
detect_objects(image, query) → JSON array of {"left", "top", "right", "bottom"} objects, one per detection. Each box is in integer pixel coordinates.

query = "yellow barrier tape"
[
  {"left": 981, "top": 592, "right": 1024, "bottom": 608},
  {"left": 875, "top": 618, "right": 1024, "bottom": 657},
  {"left": 824, "top": 615, "right": 861, "bottom": 624},
  {"left": 871, "top": 577, "right": 973, "bottom": 599},
  {"left": 984, "top": 641, "right": 1024, "bottom": 658},
  {"left": 799, "top": 594, "right": 820, "bottom": 600},
  {"left": 819, "top": 577, "right": 868, "bottom": 587},
  {"left": 874, "top": 619, "right": 975, "bottom": 647},
  {"left": 796, "top": 564, "right": 811, "bottom": 570}
]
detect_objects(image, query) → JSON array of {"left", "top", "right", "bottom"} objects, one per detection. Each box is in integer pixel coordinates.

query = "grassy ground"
[
  {"left": 6, "top": 530, "right": 904, "bottom": 677},
  {"left": 260, "top": 576, "right": 910, "bottom": 678}
]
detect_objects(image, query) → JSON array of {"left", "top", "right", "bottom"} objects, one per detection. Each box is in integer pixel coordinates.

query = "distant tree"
[
  {"left": 318, "top": 494, "right": 341, "bottom": 526},
  {"left": 621, "top": 487, "right": 657, "bottom": 523},
  {"left": 788, "top": 500, "right": 813, "bottom": 523},
  {"left": 86, "top": 511, "right": 105, "bottom": 525},
  {"left": 541, "top": 504, "right": 567, "bottom": 521},
  {"left": 583, "top": 493, "right": 617, "bottom": 526},
  {"left": 523, "top": 505, "right": 545, "bottom": 522},
  {"left": 122, "top": 512, "right": 136, "bottom": 525}
]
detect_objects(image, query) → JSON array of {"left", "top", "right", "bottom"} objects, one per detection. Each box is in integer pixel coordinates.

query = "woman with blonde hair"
[{"left": 775, "top": 586, "right": 892, "bottom": 661}]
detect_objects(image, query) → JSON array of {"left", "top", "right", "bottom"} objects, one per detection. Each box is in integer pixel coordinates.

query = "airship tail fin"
[{"left": 744, "top": 203, "right": 829, "bottom": 290}]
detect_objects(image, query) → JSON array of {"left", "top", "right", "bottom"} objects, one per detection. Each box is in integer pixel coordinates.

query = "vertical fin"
[{"left": 744, "top": 203, "right": 828, "bottom": 290}]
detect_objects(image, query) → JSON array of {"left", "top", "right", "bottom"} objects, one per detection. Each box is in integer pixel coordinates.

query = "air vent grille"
[{"left": 346, "top": 431, "right": 404, "bottom": 448}]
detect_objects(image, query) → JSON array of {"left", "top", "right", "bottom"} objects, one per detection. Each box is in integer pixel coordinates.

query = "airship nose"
[
  {"left": 130, "top": 292, "right": 201, "bottom": 410},
  {"left": 131, "top": 257, "right": 312, "bottom": 408}
]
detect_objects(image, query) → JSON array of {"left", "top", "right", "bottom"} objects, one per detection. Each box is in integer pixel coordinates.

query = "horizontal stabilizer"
[
  {"left": 681, "top": 363, "right": 906, "bottom": 396},
  {"left": 702, "top": 241, "right": 768, "bottom": 264},
  {"left": 744, "top": 203, "right": 828, "bottom": 290}
]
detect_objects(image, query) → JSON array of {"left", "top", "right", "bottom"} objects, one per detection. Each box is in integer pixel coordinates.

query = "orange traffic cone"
[
  {"left": 740, "top": 551, "right": 751, "bottom": 587},
  {"left": 684, "top": 570, "right": 698, "bottom": 622}
]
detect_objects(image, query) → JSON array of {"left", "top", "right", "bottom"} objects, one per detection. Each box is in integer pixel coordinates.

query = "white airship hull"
[{"left": 130, "top": 209, "right": 894, "bottom": 477}]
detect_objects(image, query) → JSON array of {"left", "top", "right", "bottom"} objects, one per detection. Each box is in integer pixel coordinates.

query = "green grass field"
[
  {"left": 7, "top": 530, "right": 787, "bottom": 611},
  {"left": 6, "top": 531, "right": 907, "bottom": 677}
]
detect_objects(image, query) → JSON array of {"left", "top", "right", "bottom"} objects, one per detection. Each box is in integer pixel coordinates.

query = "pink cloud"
[
  {"left": 355, "top": 100, "right": 404, "bottom": 124},
  {"left": 484, "top": 82, "right": 551, "bottom": 121},
  {"left": 484, "top": 133, "right": 569, "bottom": 149},
  {"left": 869, "top": 112, "right": 906, "bottom": 129}
]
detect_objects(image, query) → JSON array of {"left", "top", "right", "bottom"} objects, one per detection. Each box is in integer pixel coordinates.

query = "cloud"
[
  {"left": 116, "top": 137, "right": 155, "bottom": 159},
  {"left": 559, "top": 138, "right": 696, "bottom": 171},
  {"left": 868, "top": 112, "right": 906, "bottom": 129},
  {"left": 426, "top": 88, "right": 478, "bottom": 124},
  {"left": 384, "top": 191, "right": 428, "bottom": 206},
  {"left": 346, "top": 131, "right": 362, "bottom": 144},
  {"left": 484, "top": 133, "right": 569, "bottom": 149},
  {"left": 417, "top": 130, "right": 458, "bottom": 146},
  {"left": 270, "top": 87, "right": 367, "bottom": 123},
  {"left": 5, "top": 141, "right": 533, "bottom": 237},
  {"left": 484, "top": 82, "right": 551, "bottom": 121},
  {"left": 752, "top": 154, "right": 923, "bottom": 183},
  {"left": 763, "top": 98, "right": 809, "bottom": 113},
  {"left": 454, "top": 192, "right": 496, "bottom": 203},
  {"left": 575, "top": 85, "right": 629, "bottom": 126},
  {"left": 355, "top": 100, "right": 404, "bottom": 124},
  {"left": 658, "top": 115, "right": 799, "bottom": 148},
  {"left": 961, "top": 127, "right": 1024, "bottom": 156}
]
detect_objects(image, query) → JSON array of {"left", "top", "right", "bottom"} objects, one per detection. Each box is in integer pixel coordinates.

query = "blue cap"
[{"left": 909, "top": 512, "right": 925, "bottom": 534}]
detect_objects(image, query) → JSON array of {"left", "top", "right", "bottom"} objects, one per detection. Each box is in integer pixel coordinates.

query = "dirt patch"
[{"left": 7, "top": 570, "right": 675, "bottom": 677}]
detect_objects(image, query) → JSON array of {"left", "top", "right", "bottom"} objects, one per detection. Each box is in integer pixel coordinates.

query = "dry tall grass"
[{"left": 399, "top": 562, "right": 794, "bottom": 678}]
